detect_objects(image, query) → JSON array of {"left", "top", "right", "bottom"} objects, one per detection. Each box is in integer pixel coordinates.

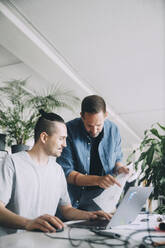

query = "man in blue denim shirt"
[{"left": 57, "top": 95, "right": 129, "bottom": 210}]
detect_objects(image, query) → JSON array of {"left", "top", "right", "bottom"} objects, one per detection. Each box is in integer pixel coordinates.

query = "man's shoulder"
[
  {"left": 66, "top": 117, "right": 81, "bottom": 126},
  {"left": 3, "top": 151, "right": 27, "bottom": 170},
  {"left": 104, "top": 119, "right": 119, "bottom": 134},
  {"left": 66, "top": 118, "right": 82, "bottom": 130},
  {"left": 49, "top": 157, "right": 65, "bottom": 171},
  {"left": 104, "top": 119, "right": 118, "bottom": 128},
  {"left": 10, "top": 151, "right": 28, "bottom": 162}
]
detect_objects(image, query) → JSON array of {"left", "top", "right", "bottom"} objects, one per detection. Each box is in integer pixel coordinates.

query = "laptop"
[{"left": 68, "top": 186, "right": 153, "bottom": 230}]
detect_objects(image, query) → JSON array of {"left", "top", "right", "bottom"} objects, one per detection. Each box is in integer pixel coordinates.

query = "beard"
[{"left": 88, "top": 132, "right": 100, "bottom": 138}]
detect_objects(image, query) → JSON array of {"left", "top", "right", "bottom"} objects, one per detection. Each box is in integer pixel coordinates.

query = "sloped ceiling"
[
  {"left": 0, "top": 0, "right": 165, "bottom": 159},
  {"left": 0, "top": 44, "right": 20, "bottom": 67}
]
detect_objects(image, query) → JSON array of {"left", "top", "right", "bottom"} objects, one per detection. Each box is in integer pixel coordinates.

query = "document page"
[{"left": 93, "top": 164, "right": 133, "bottom": 213}]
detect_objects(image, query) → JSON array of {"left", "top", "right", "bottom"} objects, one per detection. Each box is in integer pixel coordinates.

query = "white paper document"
[{"left": 93, "top": 164, "right": 134, "bottom": 213}]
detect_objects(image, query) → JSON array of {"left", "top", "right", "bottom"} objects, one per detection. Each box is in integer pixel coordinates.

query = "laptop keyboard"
[{"left": 68, "top": 218, "right": 110, "bottom": 230}]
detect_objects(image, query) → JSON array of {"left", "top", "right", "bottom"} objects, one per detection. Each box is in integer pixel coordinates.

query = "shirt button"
[
  {"left": 88, "top": 142, "right": 90, "bottom": 145},
  {"left": 76, "top": 200, "right": 79, "bottom": 203}
]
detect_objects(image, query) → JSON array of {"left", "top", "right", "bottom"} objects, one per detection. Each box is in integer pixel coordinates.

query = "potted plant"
[
  {"left": 127, "top": 123, "right": 165, "bottom": 214},
  {"left": 0, "top": 79, "right": 80, "bottom": 153},
  {"left": 0, "top": 133, "right": 6, "bottom": 151},
  {"left": 0, "top": 79, "right": 37, "bottom": 153}
]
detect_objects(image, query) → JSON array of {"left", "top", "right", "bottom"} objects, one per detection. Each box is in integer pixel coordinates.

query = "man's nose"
[
  {"left": 63, "top": 139, "right": 67, "bottom": 147},
  {"left": 91, "top": 126, "right": 97, "bottom": 134}
]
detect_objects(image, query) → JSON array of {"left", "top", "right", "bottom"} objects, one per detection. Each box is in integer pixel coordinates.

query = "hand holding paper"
[
  {"left": 93, "top": 164, "right": 134, "bottom": 213},
  {"left": 97, "top": 174, "right": 121, "bottom": 189}
]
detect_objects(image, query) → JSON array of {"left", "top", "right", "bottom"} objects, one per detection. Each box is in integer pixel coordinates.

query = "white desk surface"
[
  {"left": 0, "top": 215, "right": 165, "bottom": 248},
  {"left": 0, "top": 228, "right": 120, "bottom": 248}
]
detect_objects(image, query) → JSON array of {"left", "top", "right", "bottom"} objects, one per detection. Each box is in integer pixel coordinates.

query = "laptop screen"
[
  {"left": 68, "top": 186, "right": 153, "bottom": 230},
  {"left": 107, "top": 186, "right": 153, "bottom": 228}
]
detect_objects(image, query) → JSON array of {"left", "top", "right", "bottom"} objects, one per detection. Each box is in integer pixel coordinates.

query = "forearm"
[
  {"left": 60, "top": 205, "right": 111, "bottom": 221},
  {"left": 0, "top": 202, "right": 29, "bottom": 230},
  {"left": 67, "top": 171, "right": 100, "bottom": 186},
  {"left": 67, "top": 171, "right": 121, "bottom": 188},
  {"left": 60, "top": 205, "right": 91, "bottom": 220}
]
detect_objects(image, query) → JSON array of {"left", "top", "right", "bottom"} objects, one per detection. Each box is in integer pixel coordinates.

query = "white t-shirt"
[{"left": 0, "top": 151, "right": 71, "bottom": 236}]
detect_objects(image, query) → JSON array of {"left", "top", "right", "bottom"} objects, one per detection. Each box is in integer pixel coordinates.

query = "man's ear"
[
  {"left": 40, "top": 132, "right": 48, "bottom": 144},
  {"left": 80, "top": 112, "right": 84, "bottom": 119}
]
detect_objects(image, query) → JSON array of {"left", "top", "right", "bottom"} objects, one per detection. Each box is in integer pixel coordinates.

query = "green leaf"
[
  {"left": 141, "top": 156, "right": 147, "bottom": 172},
  {"left": 150, "top": 128, "right": 161, "bottom": 139},
  {"left": 126, "top": 150, "right": 135, "bottom": 164},
  {"left": 146, "top": 144, "right": 155, "bottom": 165},
  {"left": 137, "top": 151, "right": 147, "bottom": 163},
  {"left": 157, "top": 123, "right": 165, "bottom": 132}
]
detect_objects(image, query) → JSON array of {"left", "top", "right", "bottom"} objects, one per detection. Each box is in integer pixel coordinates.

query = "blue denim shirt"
[{"left": 57, "top": 118, "right": 123, "bottom": 208}]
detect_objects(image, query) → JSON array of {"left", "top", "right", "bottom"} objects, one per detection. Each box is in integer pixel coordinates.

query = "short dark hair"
[
  {"left": 81, "top": 95, "right": 106, "bottom": 116},
  {"left": 34, "top": 109, "right": 65, "bottom": 143}
]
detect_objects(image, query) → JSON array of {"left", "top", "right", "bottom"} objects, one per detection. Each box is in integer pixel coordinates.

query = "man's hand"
[
  {"left": 86, "top": 210, "right": 112, "bottom": 220},
  {"left": 97, "top": 174, "right": 121, "bottom": 189},
  {"left": 25, "top": 214, "right": 64, "bottom": 233},
  {"left": 117, "top": 166, "right": 129, "bottom": 174}
]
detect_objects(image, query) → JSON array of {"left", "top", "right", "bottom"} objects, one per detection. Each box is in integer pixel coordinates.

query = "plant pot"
[
  {"left": 11, "top": 144, "right": 29, "bottom": 154},
  {"left": 0, "top": 133, "right": 6, "bottom": 151}
]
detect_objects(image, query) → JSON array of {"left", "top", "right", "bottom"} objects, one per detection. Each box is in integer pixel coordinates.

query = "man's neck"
[{"left": 28, "top": 145, "right": 49, "bottom": 166}]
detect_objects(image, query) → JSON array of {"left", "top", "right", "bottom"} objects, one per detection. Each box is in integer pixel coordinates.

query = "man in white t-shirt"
[{"left": 0, "top": 110, "right": 110, "bottom": 236}]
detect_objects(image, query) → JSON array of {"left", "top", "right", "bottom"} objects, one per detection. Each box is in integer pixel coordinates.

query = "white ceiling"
[
  {"left": 0, "top": 0, "right": 164, "bottom": 158},
  {"left": 0, "top": 44, "right": 20, "bottom": 67}
]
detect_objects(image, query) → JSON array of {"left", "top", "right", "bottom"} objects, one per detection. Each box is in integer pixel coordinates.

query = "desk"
[{"left": 0, "top": 215, "right": 164, "bottom": 248}]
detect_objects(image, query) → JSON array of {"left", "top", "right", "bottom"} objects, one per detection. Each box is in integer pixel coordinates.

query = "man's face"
[
  {"left": 81, "top": 111, "right": 107, "bottom": 138},
  {"left": 44, "top": 122, "right": 67, "bottom": 157}
]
